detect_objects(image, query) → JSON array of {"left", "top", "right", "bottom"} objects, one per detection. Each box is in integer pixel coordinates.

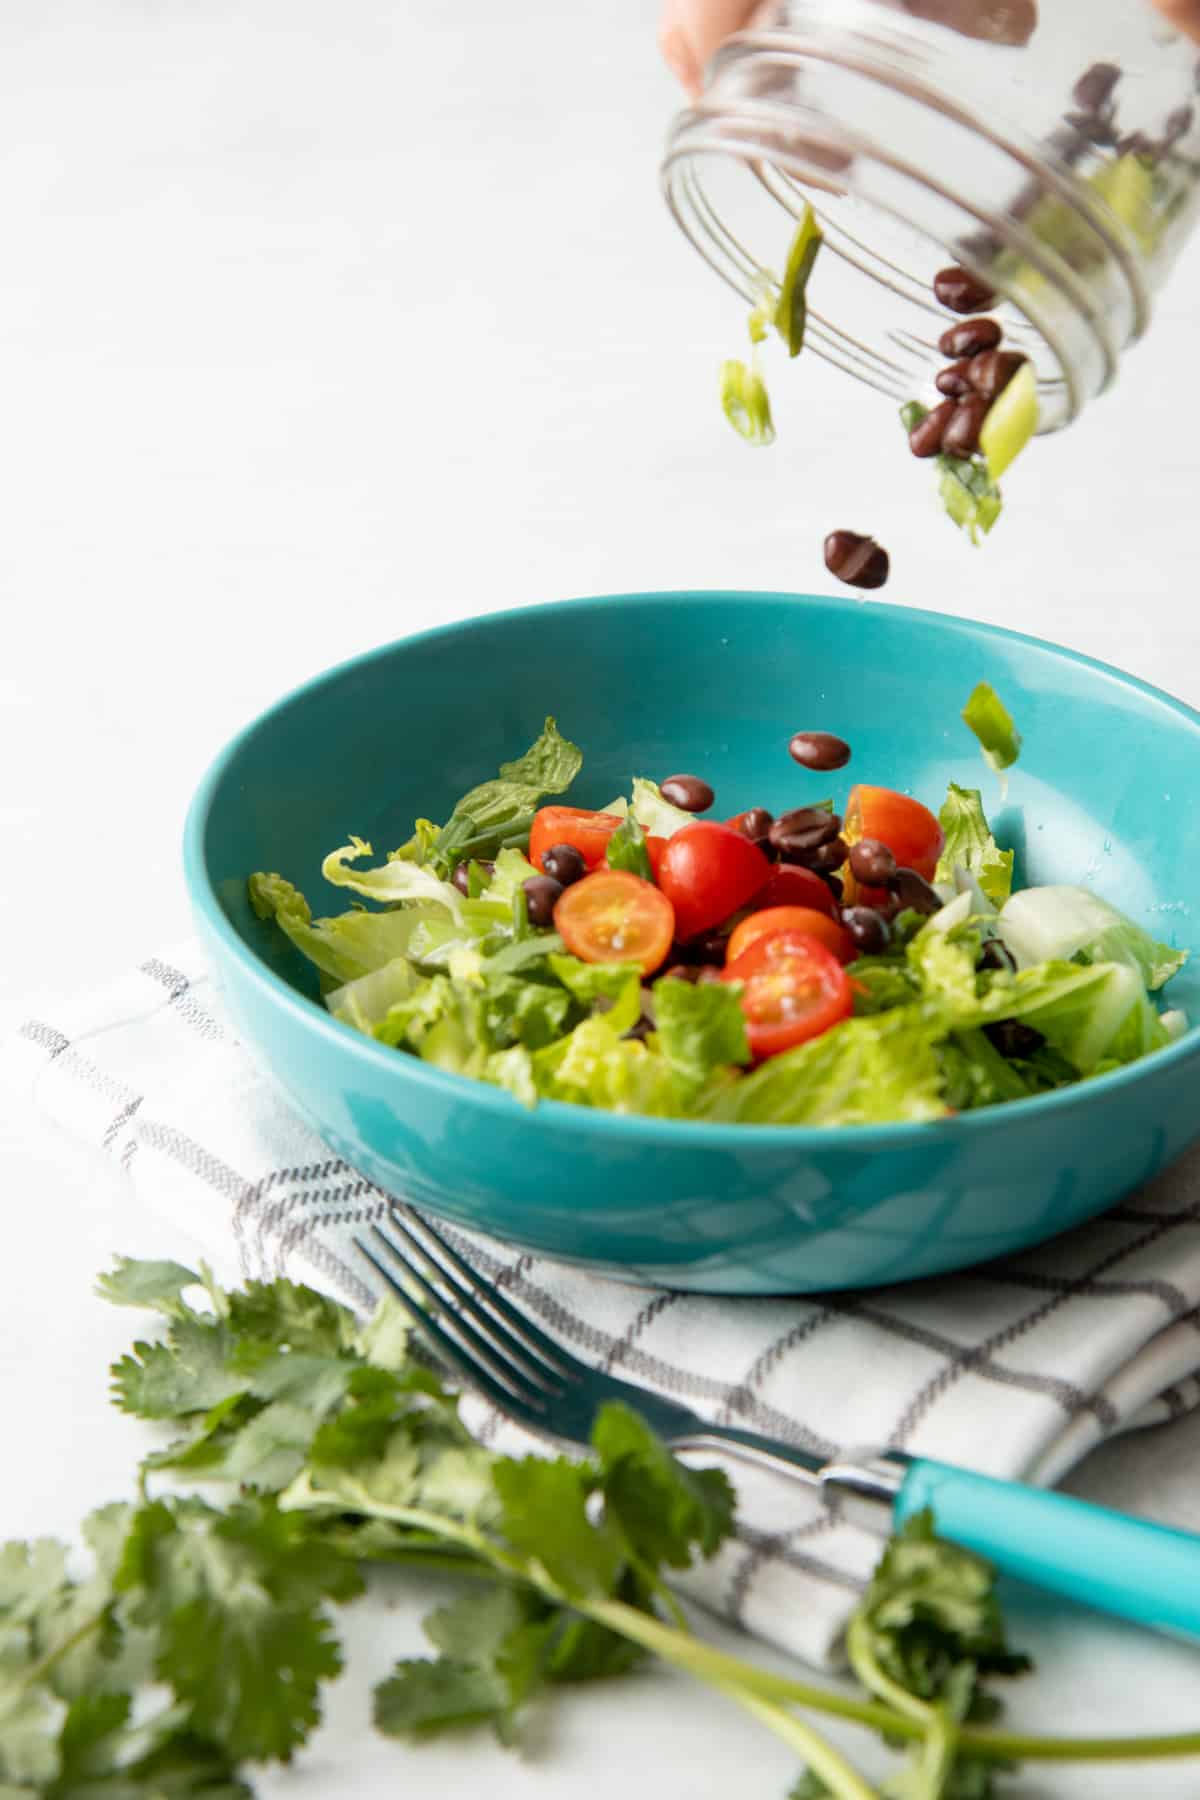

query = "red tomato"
[
  {"left": 656, "top": 822, "right": 771, "bottom": 944},
  {"left": 842, "top": 785, "right": 944, "bottom": 904},
  {"left": 722, "top": 930, "right": 852, "bottom": 1059},
  {"left": 726, "top": 906, "right": 855, "bottom": 967},
  {"left": 553, "top": 870, "right": 675, "bottom": 975},
  {"left": 747, "top": 863, "right": 837, "bottom": 918},
  {"left": 530, "top": 806, "right": 623, "bottom": 873},
  {"left": 645, "top": 835, "right": 668, "bottom": 883}
]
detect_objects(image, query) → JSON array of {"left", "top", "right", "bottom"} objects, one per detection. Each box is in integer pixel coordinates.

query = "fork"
[{"left": 356, "top": 1204, "right": 1200, "bottom": 1643}]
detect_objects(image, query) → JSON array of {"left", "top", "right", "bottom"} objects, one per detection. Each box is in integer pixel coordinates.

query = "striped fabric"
[{"left": 6, "top": 942, "right": 1200, "bottom": 1668}]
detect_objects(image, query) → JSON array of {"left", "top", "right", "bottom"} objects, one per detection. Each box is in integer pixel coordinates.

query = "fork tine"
[
  {"left": 388, "top": 1203, "right": 574, "bottom": 1377},
  {"left": 368, "top": 1221, "right": 564, "bottom": 1397},
  {"left": 354, "top": 1236, "right": 550, "bottom": 1416}
]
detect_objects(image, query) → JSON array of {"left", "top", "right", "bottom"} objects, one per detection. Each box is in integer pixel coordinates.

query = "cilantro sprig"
[{"left": 4, "top": 1260, "right": 1199, "bottom": 1798}]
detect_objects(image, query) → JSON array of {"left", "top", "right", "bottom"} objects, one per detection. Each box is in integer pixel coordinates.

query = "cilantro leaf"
[
  {"left": 491, "top": 1459, "right": 623, "bottom": 1598},
  {"left": 592, "top": 1404, "right": 735, "bottom": 1569},
  {"left": 373, "top": 1658, "right": 511, "bottom": 1739},
  {"left": 110, "top": 1317, "right": 245, "bottom": 1422},
  {"left": 95, "top": 1258, "right": 205, "bottom": 1319},
  {"left": 605, "top": 815, "right": 653, "bottom": 881},
  {"left": 225, "top": 1280, "right": 358, "bottom": 1363},
  {"left": 0, "top": 1685, "right": 66, "bottom": 1790}
]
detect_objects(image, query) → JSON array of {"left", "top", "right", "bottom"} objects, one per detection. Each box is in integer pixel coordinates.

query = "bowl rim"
[{"left": 183, "top": 587, "right": 1200, "bottom": 1149}]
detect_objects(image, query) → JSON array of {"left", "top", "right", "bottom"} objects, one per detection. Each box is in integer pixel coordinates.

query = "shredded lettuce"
[
  {"left": 935, "top": 784, "right": 1014, "bottom": 907},
  {"left": 978, "top": 959, "right": 1167, "bottom": 1073},
  {"left": 630, "top": 778, "right": 695, "bottom": 839},
  {"left": 996, "top": 885, "right": 1187, "bottom": 992},
  {"left": 391, "top": 718, "right": 581, "bottom": 872},
  {"left": 321, "top": 838, "right": 466, "bottom": 918},
  {"left": 652, "top": 978, "right": 751, "bottom": 1084},
  {"left": 962, "top": 682, "right": 1022, "bottom": 774},
  {"left": 701, "top": 1006, "right": 949, "bottom": 1126},
  {"left": 248, "top": 874, "right": 446, "bottom": 984}
]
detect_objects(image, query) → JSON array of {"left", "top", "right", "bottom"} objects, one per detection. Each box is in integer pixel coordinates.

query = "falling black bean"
[
  {"left": 933, "top": 265, "right": 996, "bottom": 313},
  {"left": 823, "top": 530, "right": 890, "bottom": 589},
  {"left": 908, "top": 398, "right": 957, "bottom": 458},
  {"left": 1072, "top": 62, "right": 1121, "bottom": 115},
  {"left": 938, "top": 317, "right": 1003, "bottom": 359},
  {"left": 788, "top": 731, "right": 851, "bottom": 772},
  {"left": 522, "top": 875, "right": 563, "bottom": 927},
  {"left": 1065, "top": 111, "right": 1120, "bottom": 147},
  {"left": 848, "top": 837, "right": 897, "bottom": 886},
  {"left": 661, "top": 773, "right": 715, "bottom": 813},
  {"left": 935, "top": 359, "right": 976, "bottom": 398},
  {"left": 841, "top": 905, "right": 891, "bottom": 956},
  {"left": 966, "top": 348, "right": 1027, "bottom": 399},
  {"left": 942, "top": 394, "right": 990, "bottom": 458}
]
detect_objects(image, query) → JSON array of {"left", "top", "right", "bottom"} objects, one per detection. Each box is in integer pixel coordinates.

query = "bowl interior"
[{"left": 197, "top": 592, "right": 1200, "bottom": 1032}]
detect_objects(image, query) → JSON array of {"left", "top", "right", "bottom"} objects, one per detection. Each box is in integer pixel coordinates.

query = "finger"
[
  {"left": 658, "top": 0, "right": 762, "bottom": 94},
  {"left": 1152, "top": 0, "right": 1200, "bottom": 42}
]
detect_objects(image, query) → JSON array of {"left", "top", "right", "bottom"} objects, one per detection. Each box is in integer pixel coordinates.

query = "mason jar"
[{"left": 661, "top": 1, "right": 1200, "bottom": 431}]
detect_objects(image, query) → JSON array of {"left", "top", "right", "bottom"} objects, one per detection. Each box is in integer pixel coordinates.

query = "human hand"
[{"left": 659, "top": 0, "right": 1200, "bottom": 94}]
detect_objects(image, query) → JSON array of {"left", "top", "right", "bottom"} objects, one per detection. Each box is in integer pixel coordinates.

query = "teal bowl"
[{"left": 182, "top": 592, "right": 1200, "bottom": 1295}]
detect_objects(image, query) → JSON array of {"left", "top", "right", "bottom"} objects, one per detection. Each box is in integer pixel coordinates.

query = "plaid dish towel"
[{"left": 6, "top": 941, "right": 1200, "bottom": 1670}]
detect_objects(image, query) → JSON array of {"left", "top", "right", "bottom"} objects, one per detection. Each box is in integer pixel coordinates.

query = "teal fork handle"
[{"left": 897, "top": 1457, "right": 1200, "bottom": 1640}]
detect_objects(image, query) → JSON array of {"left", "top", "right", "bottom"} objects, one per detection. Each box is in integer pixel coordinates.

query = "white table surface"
[{"left": 3, "top": 4, "right": 1199, "bottom": 1794}]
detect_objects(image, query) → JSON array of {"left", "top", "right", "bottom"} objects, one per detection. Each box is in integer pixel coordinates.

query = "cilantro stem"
[
  {"left": 846, "top": 1617, "right": 955, "bottom": 1797},
  {"left": 17, "top": 1610, "right": 105, "bottom": 1692},
  {"left": 283, "top": 1485, "right": 1200, "bottom": 1770}
]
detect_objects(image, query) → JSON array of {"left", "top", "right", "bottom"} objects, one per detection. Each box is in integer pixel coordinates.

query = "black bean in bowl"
[
  {"left": 541, "top": 842, "right": 587, "bottom": 887},
  {"left": 523, "top": 875, "right": 563, "bottom": 927}
]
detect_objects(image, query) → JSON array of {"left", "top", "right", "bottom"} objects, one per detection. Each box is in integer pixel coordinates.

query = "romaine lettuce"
[
  {"left": 935, "top": 783, "right": 1014, "bottom": 907},
  {"left": 996, "top": 886, "right": 1187, "bottom": 991}
]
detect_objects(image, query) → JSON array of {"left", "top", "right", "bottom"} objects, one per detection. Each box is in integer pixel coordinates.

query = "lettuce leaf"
[
  {"left": 936, "top": 1029, "right": 1036, "bottom": 1110},
  {"left": 320, "top": 839, "right": 466, "bottom": 918},
  {"left": 652, "top": 978, "right": 751, "bottom": 1083},
  {"left": 978, "top": 960, "right": 1167, "bottom": 1073},
  {"left": 962, "top": 682, "right": 1022, "bottom": 772},
  {"left": 700, "top": 1006, "right": 949, "bottom": 1126},
  {"left": 906, "top": 928, "right": 981, "bottom": 1019},
  {"left": 248, "top": 873, "right": 440, "bottom": 983},
  {"left": 629, "top": 779, "right": 695, "bottom": 839},
  {"left": 996, "top": 886, "right": 1187, "bottom": 991},
  {"left": 427, "top": 718, "right": 582, "bottom": 871},
  {"left": 935, "top": 784, "right": 1014, "bottom": 907}
]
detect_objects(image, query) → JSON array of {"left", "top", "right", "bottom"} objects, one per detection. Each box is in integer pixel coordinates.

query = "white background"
[{"left": 2, "top": 2, "right": 1199, "bottom": 1794}]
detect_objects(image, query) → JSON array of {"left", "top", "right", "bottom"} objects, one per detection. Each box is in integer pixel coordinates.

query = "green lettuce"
[
  {"left": 248, "top": 874, "right": 443, "bottom": 984},
  {"left": 962, "top": 681, "right": 1022, "bottom": 773},
  {"left": 979, "top": 959, "right": 1167, "bottom": 1073},
  {"left": 606, "top": 815, "right": 652, "bottom": 881},
  {"left": 630, "top": 778, "right": 695, "bottom": 839},
  {"left": 996, "top": 885, "right": 1187, "bottom": 991},
  {"left": 936, "top": 1030, "right": 1036, "bottom": 1110},
  {"left": 700, "top": 1007, "right": 949, "bottom": 1126},
  {"left": 321, "top": 839, "right": 466, "bottom": 917},
  {"left": 393, "top": 718, "right": 582, "bottom": 871},
  {"left": 935, "top": 784, "right": 1014, "bottom": 907},
  {"left": 652, "top": 978, "right": 750, "bottom": 1083}
]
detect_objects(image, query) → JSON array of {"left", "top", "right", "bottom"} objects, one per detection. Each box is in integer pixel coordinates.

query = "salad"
[{"left": 248, "top": 688, "right": 1188, "bottom": 1127}]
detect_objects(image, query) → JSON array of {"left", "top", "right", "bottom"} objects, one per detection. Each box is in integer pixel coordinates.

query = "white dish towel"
[{"left": 6, "top": 941, "right": 1200, "bottom": 1669}]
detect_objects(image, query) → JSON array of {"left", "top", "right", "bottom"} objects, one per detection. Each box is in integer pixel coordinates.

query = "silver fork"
[
  {"left": 355, "top": 1204, "right": 907, "bottom": 1532},
  {"left": 354, "top": 1203, "right": 1200, "bottom": 1647}
]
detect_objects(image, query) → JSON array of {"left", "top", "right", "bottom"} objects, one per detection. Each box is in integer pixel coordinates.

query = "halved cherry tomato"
[
  {"left": 722, "top": 930, "right": 852, "bottom": 1059},
  {"left": 841, "top": 785, "right": 944, "bottom": 904},
  {"left": 530, "top": 806, "right": 623, "bottom": 873},
  {"left": 553, "top": 870, "right": 675, "bottom": 975},
  {"left": 726, "top": 906, "right": 855, "bottom": 967},
  {"left": 747, "top": 863, "right": 837, "bottom": 918},
  {"left": 656, "top": 822, "right": 771, "bottom": 944}
]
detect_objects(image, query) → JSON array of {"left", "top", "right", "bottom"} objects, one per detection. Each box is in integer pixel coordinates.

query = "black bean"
[
  {"left": 966, "top": 348, "right": 1027, "bottom": 399},
  {"left": 823, "top": 529, "right": 890, "bottom": 589},
  {"left": 938, "top": 316, "right": 1002, "bottom": 359},
  {"left": 769, "top": 807, "right": 843, "bottom": 856},
  {"left": 1065, "top": 111, "right": 1120, "bottom": 147},
  {"left": 1118, "top": 130, "right": 1157, "bottom": 162},
  {"left": 732, "top": 806, "right": 774, "bottom": 844},
  {"left": 980, "top": 939, "right": 1016, "bottom": 974},
  {"left": 908, "top": 398, "right": 957, "bottom": 458},
  {"left": 540, "top": 842, "right": 587, "bottom": 887},
  {"left": 933, "top": 265, "right": 996, "bottom": 313},
  {"left": 677, "top": 930, "right": 729, "bottom": 966},
  {"left": 841, "top": 905, "right": 891, "bottom": 955},
  {"left": 806, "top": 835, "right": 848, "bottom": 872},
  {"left": 522, "top": 875, "right": 563, "bottom": 927},
  {"left": 848, "top": 837, "right": 897, "bottom": 886},
  {"left": 660, "top": 963, "right": 699, "bottom": 984},
  {"left": 942, "top": 394, "right": 990, "bottom": 458},
  {"left": 984, "top": 1018, "right": 1045, "bottom": 1059},
  {"left": 452, "top": 858, "right": 494, "bottom": 896},
  {"left": 788, "top": 731, "right": 851, "bottom": 772},
  {"left": 1072, "top": 61, "right": 1120, "bottom": 115},
  {"left": 661, "top": 773, "right": 714, "bottom": 813},
  {"left": 891, "top": 867, "right": 942, "bottom": 916},
  {"left": 820, "top": 870, "right": 844, "bottom": 902},
  {"left": 1164, "top": 104, "right": 1195, "bottom": 147},
  {"left": 935, "top": 359, "right": 975, "bottom": 398}
]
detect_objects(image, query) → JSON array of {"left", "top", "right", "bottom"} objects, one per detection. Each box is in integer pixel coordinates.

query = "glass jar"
[{"left": 661, "top": 1, "right": 1200, "bottom": 431}]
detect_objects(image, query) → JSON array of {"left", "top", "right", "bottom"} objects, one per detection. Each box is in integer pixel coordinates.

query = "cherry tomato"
[
  {"left": 747, "top": 863, "right": 837, "bottom": 917},
  {"left": 656, "top": 822, "right": 772, "bottom": 944},
  {"left": 841, "top": 785, "right": 944, "bottom": 904},
  {"left": 553, "top": 870, "right": 675, "bottom": 975},
  {"left": 726, "top": 906, "right": 856, "bottom": 967},
  {"left": 645, "top": 835, "right": 668, "bottom": 883},
  {"left": 722, "top": 930, "right": 852, "bottom": 1059},
  {"left": 530, "top": 806, "right": 623, "bottom": 873}
]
